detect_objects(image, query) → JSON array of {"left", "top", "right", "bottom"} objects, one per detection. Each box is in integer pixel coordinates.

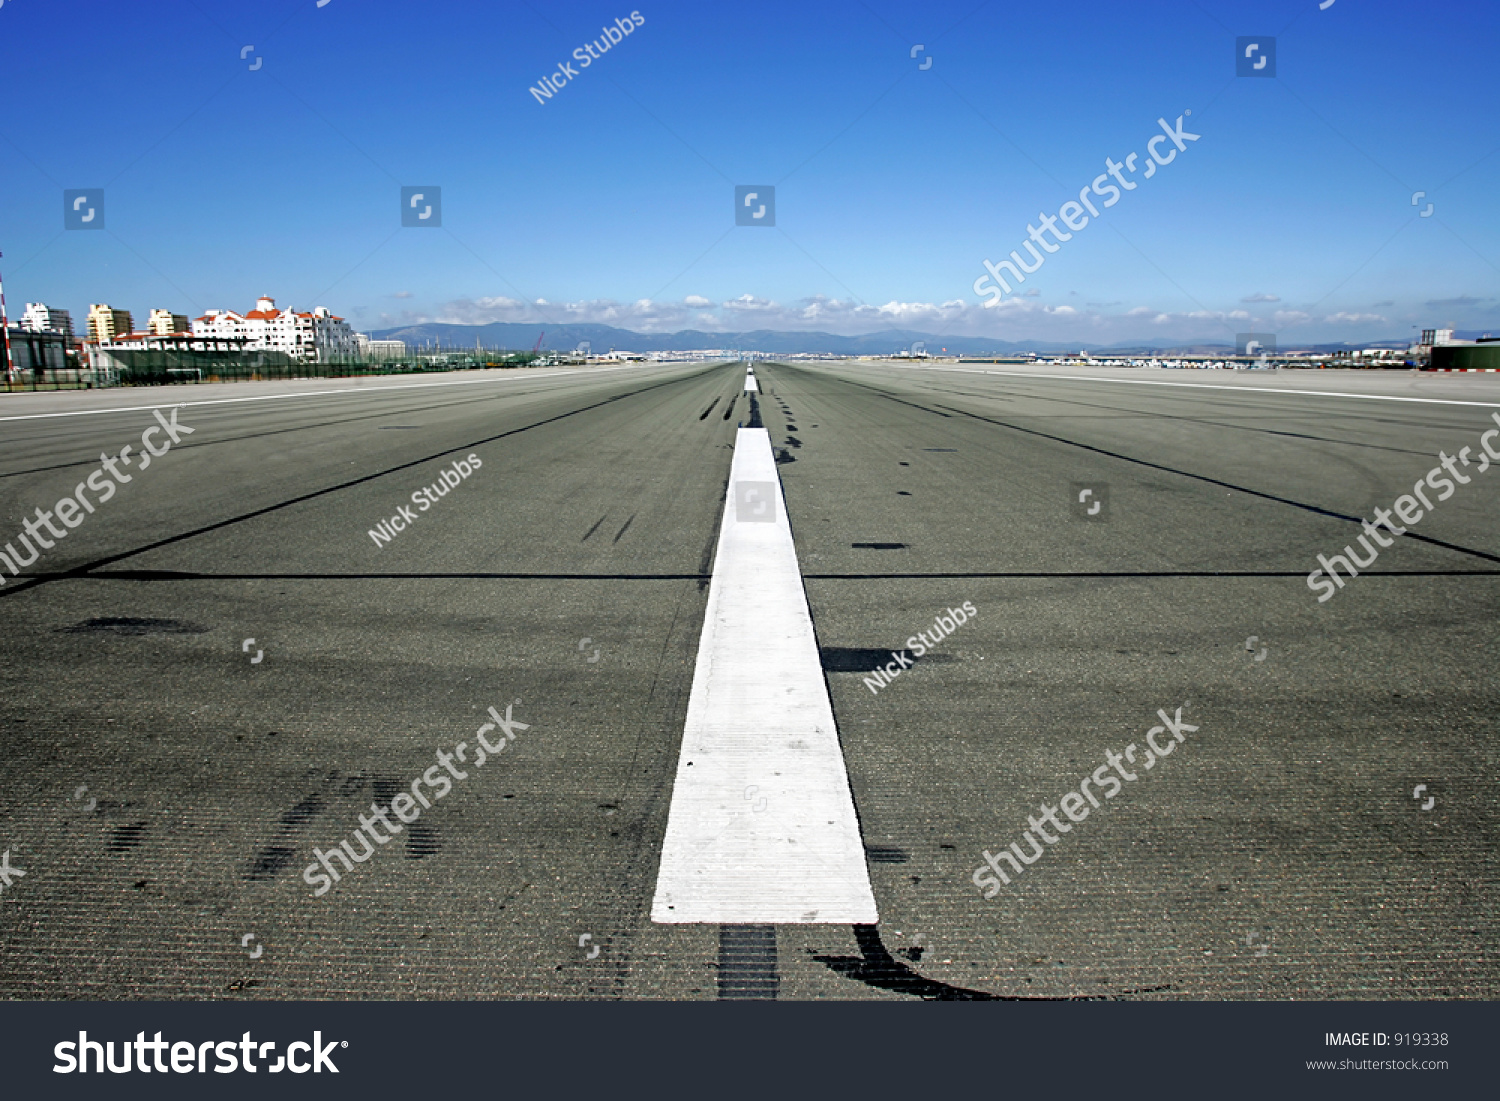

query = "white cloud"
[
  {"left": 1241, "top": 293, "right": 1280, "bottom": 303},
  {"left": 436, "top": 296, "right": 529, "bottom": 324},
  {"left": 722, "top": 294, "right": 778, "bottom": 312},
  {"left": 1324, "top": 311, "right": 1388, "bottom": 324},
  {"left": 684, "top": 295, "right": 712, "bottom": 308}
]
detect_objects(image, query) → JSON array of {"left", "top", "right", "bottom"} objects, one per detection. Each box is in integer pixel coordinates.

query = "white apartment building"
[
  {"left": 20, "top": 303, "right": 74, "bottom": 339},
  {"left": 192, "top": 296, "right": 358, "bottom": 363}
]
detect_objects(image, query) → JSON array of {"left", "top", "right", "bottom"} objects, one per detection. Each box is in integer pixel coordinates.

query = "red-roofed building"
[{"left": 192, "top": 296, "right": 357, "bottom": 363}]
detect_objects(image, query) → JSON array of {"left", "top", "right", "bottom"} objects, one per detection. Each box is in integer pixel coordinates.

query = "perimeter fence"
[{"left": 3, "top": 349, "right": 553, "bottom": 391}]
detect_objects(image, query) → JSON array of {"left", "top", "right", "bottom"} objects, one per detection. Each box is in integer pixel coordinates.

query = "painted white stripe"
[
  {"left": 867, "top": 363, "right": 1500, "bottom": 409},
  {"left": 652, "top": 428, "right": 876, "bottom": 924},
  {"left": 744, "top": 372, "right": 759, "bottom": 392}
]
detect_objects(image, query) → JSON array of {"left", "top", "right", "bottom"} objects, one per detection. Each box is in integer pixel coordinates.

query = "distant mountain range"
[
  {"left": 369, "top": 322, "right": 1051, "bottom": 355},
  {"left": 368, "top": 321, "right": 1419, "bottom": 356}
]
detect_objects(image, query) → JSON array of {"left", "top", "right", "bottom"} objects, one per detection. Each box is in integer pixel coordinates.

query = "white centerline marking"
[
  {"left": 744, "top": 372, "right": 759, "bottom": 392},
  {"left": 652, "top": 428, "right": 876, "bottom": 925}
]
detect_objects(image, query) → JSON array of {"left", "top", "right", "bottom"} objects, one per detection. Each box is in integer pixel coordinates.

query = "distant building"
[
  {"left": 98, "top": 331, "right": 247, "bottom": 352},
  {"left": 20, "top": 302, "right": 73, "bottom": 339},
  {"left": 192, "top": 295, "right": 357, "bottom": 363},
  {"left": 148, "top": 309, "right": 190, "bottom": 335},
  {"left": 1431, "top": 339, "right": 1500, "bottom": 371},
  {"left": 355, "top": 334, "right": 407, "bottom": 361},
  {"left": 3, "top": 326, "right": 70, "bottom": 372},
  {"left": 87, "top": 304, "right": 134, "bottom": 344},
  {"left": 1411, "top": 327, "right": 1473, "bottom": 367},
  {"left": 1330, "top": 347, "right": 1407, "bottom": 367}
]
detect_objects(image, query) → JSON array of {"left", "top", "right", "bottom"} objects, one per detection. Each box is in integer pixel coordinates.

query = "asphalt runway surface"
[{"left": 0, "top": 360, "right": 1495, "bottom": 1001}]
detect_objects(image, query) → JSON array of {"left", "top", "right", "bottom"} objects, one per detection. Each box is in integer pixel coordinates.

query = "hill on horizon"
[{"left": 368, "top": 321, "right": 1422, "bottom": 356}]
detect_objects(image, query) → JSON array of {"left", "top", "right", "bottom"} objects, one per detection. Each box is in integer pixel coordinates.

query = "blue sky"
[{"left": 1, "top": 0, "right": 1495, "bottom": 345}]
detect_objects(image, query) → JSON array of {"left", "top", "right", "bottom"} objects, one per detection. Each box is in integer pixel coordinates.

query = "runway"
[{"left": 0, "top": 360, "right": 1494, "bottom": 1000}]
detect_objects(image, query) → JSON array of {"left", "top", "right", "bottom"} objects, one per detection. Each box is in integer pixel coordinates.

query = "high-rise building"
[
  {"left": 87, "top": 304, "right": 134, "bottom": 343},
  {"left": 148, "top": 309, "right": 190, "bottom": 336},
  {"left": 192, "top": 295, "right": 357, "bottom": 362},
  {"left": 20, "top": 303, "right": 74, "bottom": 339}
]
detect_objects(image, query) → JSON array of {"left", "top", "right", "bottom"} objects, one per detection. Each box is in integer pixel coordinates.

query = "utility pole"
[{"left": 0, "top": 250, "right": 15, "bottom": 384}]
